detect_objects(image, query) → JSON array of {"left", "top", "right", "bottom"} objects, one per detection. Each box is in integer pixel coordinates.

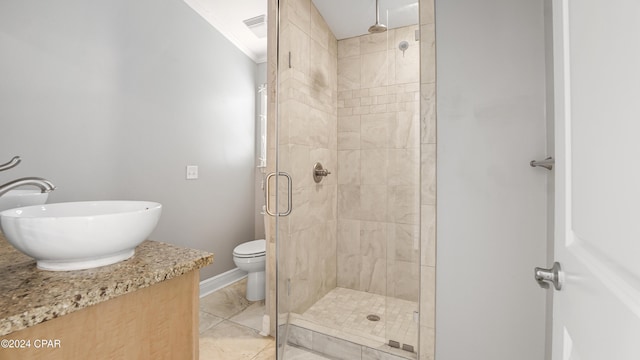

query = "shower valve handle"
[{"left": 313, "top": 162, "right": 331, "bottom": 183}]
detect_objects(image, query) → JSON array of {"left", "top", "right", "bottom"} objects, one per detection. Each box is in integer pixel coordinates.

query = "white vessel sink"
[
  {"left": 0, "top": 201, "right": 162, "bottom": 271},
  {"left": 0, "top": 189, "right": 49, "bottom": 212}
]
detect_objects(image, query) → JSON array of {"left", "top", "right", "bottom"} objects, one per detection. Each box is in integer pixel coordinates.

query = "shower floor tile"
[{"left": 296, "top": 287, "right": 419, "bottom": 350}]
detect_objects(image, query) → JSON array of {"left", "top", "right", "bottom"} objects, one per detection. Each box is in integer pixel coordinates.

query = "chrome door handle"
[
  {"left": 534, "top": 262, "right": 562, "bottom": 290},
  {"left": 264, "top": 172, "right": 292, "bottom": 217},
  {"left": 280, "top": 172, "right": 292, "bottom": 216}
]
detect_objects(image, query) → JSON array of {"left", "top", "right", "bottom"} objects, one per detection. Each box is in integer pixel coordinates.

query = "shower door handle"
[{"left": 264, "top": 172, "right": 292, "bottom": 217}]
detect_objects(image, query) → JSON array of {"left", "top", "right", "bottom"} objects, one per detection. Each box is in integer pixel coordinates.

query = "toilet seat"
[{"left": 233, "top": 239, "right": 266, "bottom": 258}]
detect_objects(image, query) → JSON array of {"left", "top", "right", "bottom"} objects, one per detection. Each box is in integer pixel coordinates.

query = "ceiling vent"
[{"left": 243, "top": 15, "right": 267, "bottom": 39}]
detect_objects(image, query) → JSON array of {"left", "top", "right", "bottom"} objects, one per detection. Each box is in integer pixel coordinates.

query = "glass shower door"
[
  {"left": 383, "top": 3, "right": 421, "bottom": 355},
  {"left": 274, "top": 0, "right": 340, "bottom": 356},
  {"left": 272, "top": 0, "right": 426, "bottom": 359}
]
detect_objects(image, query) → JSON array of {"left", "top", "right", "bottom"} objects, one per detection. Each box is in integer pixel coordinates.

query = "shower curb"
[{"left": 286, "top": 324, "right": 416, "bottom": 360}]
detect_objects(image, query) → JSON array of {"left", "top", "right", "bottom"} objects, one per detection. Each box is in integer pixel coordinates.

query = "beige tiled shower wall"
[
  {"left": 272, "top": 0, "right": 339, "bottom": 315},
  {"left": 419, "top": 0, "right": 436, "bottom": 359},
  {"left": 336, "top": 25, "right": 421, "bottom": 302},
  {"left": 267, "top": 1, "right": 436, "bottom": 358}
]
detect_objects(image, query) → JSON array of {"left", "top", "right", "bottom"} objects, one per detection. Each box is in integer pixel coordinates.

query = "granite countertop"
[{"left": 0, "top": 233, "right": 213, "bottom": 337}]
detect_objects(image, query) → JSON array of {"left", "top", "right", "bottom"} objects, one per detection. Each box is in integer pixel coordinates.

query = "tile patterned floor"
[
  {"left": 298, "top": 287, "right": 419, "bottom": 349},
  {"left": 199, "top": 279, "right": 325, "bottom": 360},
  {"left": 199, "top": 278, "right": 274, "bottom": 360},
  {"left": 199, "top": 280, "right": 417, "bottom": 359}
]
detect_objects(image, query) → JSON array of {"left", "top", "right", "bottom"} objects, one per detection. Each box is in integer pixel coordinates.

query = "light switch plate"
[{"left": 186, "top": 165, "right": 198, "bottom": 180}]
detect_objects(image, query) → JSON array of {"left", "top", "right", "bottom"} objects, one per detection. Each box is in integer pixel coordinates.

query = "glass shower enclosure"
[{"left": 266, "top": 0, "right": 426, "bottom": 359}]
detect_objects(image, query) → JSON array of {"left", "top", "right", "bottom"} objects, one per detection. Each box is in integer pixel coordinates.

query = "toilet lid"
[{"left": 233, "top": 239, "right": 266, "bottom": 257}]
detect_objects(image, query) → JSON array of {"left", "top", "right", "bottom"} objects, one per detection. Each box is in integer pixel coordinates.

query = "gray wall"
[
  {"left": 435, "top": 0, "right": 549, "bottom": 359},
  {"left": 0, "top": 0, "right": 258, "bottom": 280}
]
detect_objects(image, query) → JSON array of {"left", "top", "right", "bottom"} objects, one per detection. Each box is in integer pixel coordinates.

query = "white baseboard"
[
  {"left": 260, "top": 314, "right": 270, "bottom": 336},
  {"left": 199, "top": 267, "right": 247, "bottom": 298}
]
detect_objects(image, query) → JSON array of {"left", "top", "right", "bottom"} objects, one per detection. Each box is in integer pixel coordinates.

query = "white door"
[{"left": 552, "top": 0, "right": 640, "bottom": 359}]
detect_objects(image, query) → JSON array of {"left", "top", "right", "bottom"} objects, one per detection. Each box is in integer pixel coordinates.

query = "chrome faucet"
[
  {"left": 0, "top": 156, "right": 21, "bottom": 172},
  {"left": 0, "top": 177, "right": 56, "bottom": 197},
  {"left": 0, "top": 156, "right": 56, "bottom": 197}
]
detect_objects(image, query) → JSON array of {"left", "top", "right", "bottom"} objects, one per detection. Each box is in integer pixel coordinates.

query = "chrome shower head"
[
  {"left": 368, "top": 0, "right": 387, "bottom": 34},
  {"left": 368, "top": 22, "right": 387, "bottom": 34}
]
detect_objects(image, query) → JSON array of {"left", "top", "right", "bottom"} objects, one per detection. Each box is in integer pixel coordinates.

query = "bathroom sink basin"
[
  {"left": 0, "top": 189, "right": 49, "bottom": 212},
  {"left": 0, "top": 201, "right": 162, "bottom": 271}
]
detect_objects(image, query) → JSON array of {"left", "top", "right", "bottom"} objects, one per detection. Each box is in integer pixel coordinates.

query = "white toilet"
[{"left": 232, "top": 239, "right": 266, "bottom": 301}]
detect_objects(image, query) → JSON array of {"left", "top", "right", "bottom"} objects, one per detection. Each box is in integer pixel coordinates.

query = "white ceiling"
[
  {"left": 312, "top": 0, "right": 419, "bottom": 40},
  {"left": 184, "top": 0, "right": 268, "bottom": 63},
  {"left": 184, "top": 0, "right": 419, "bottom": 64}
]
